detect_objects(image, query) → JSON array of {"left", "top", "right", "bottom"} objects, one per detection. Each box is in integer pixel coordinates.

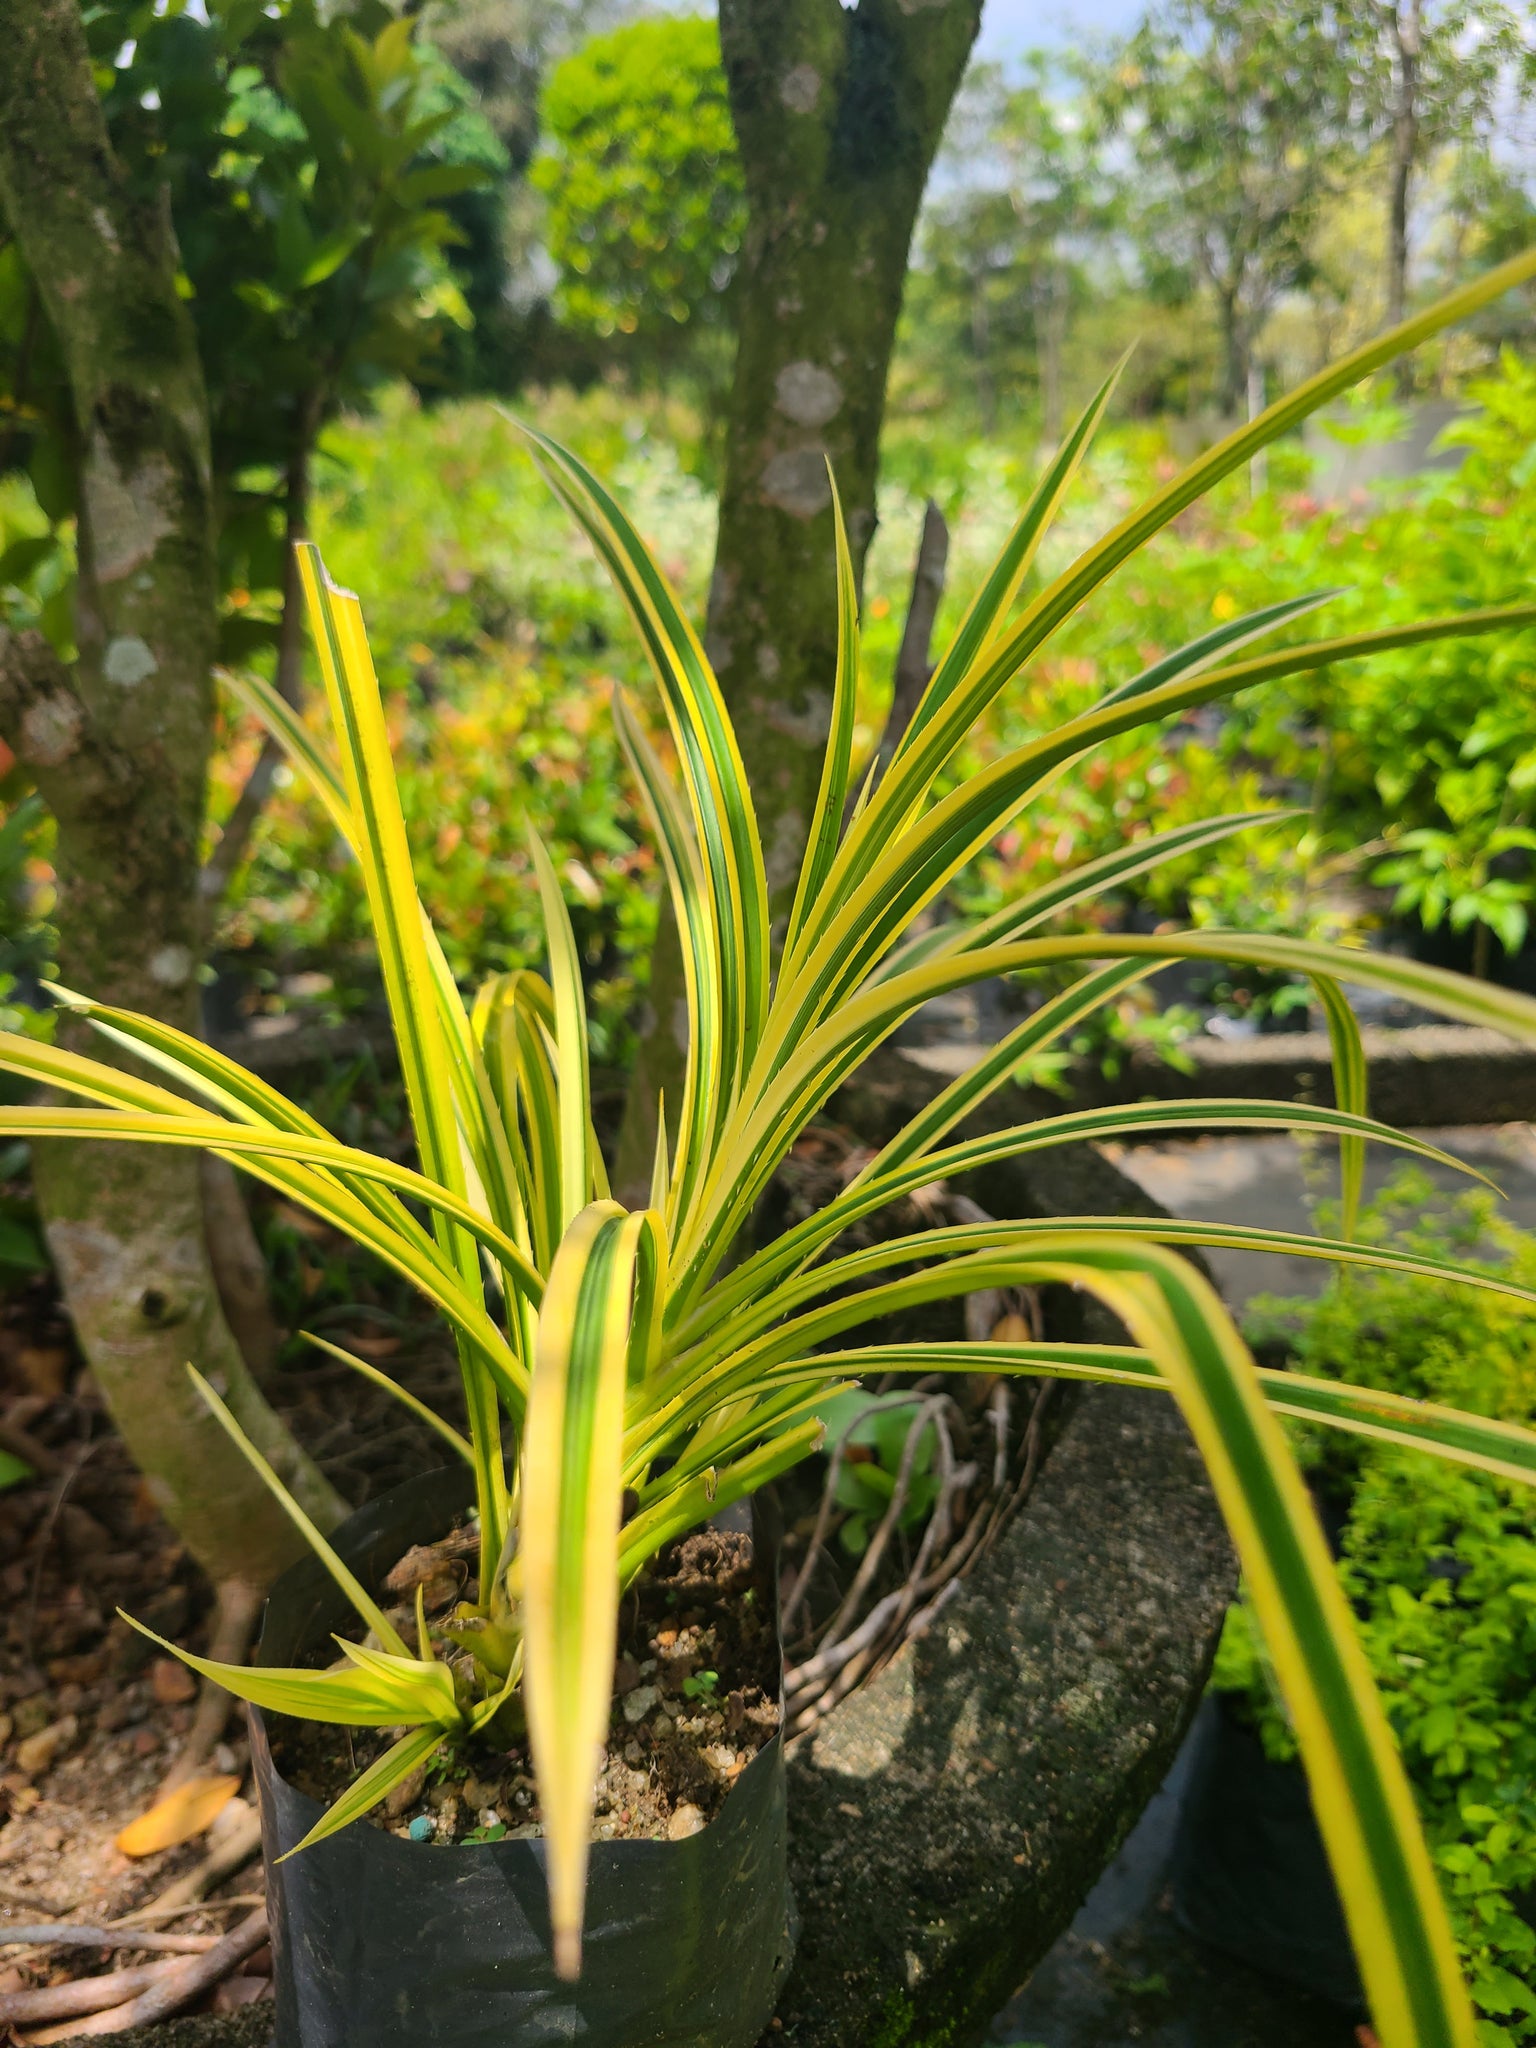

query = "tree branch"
[{"left": 872, "top": 497, "right": 948, "bottom": 789}]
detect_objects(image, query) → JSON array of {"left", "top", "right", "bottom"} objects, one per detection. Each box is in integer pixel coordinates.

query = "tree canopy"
[{"left": 532, "top": 14, "right": 745, "bottom": 378}]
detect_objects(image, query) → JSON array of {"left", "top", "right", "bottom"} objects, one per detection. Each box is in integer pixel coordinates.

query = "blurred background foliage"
[{"left": 3, "top": 0, "right": 1536, "bottom": 1061}]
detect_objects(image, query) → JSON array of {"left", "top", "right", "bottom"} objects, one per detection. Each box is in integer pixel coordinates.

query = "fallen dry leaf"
[{"left": 115, "top": 1776, "right": 241, "bottom": 1858}]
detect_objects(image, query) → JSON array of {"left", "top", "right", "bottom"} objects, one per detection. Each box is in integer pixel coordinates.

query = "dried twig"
[
  {"left": 0, "top": 1929, "right": 217, "bottom": 1956},
  {"left": 818, "top": 1396, "right": 951, "bottom": 1648},
  {"left": 160, "top": 1581, "right": 264, "bottom": 1796},
  {"left": 0, "top": 1412, "right": 61, "bottom": 1479},
  {"left": 145, "top": 1807, "right": 264, "bottom": 1915},
  {"left": 781, "top": 1390, "right": 946, "bottom": 1641},
  {"left": 22, "top": 1908, "right": 268, "bottom": 2041},
  {"left": 869, "top": 499, "right": 949, "bottom": 793},
  {"left": 107, "top": 1896, "right": 263, "bottom": 1929},
  {"left": 781, "top": 1181, "right": 1057, "bottom": 1736},
  {"left": 1, "top": 1960, "right": 169, "bottom": 2027}
]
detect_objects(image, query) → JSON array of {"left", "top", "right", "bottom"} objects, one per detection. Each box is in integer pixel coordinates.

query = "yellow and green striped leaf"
[
  {"left": 120, "top": 1615, "right": 459, "bottom": 1729},
  {"left": 187, "top": 1365, "right": 411, "bottom": 1657},
  {"left": 613, "top": 691, "right": 721, "bottom": 1227},
  {"left": 222, "top": 664, "right": 355, "bottom": 849},
  {"left": 296, "top": 545, "right": 508, "bottom": 1558},
  {"left": 1313, "top": 976, "right": 1369, "bottom": 1240},
  {"left": 277, "top": 1725, "right": 448, "bottom": 1861},
  {"left": 517, "top": 426, "right": 769, "bottom": 1112},
  {"left": 520, "top": 1201, "right": 651, "bottom": 1979},
  {"left": 528, "top": 833, "right": 597, "bottom": 1233},
  {"left": 783, "top": 467, "right": 861, "bottom": 974},
  {"left": 300, "top": 1333, "right": 474, "bottom": 1464},
  {"left": 1093, "top": 591, "right": 1339, "bottom": 712},
  {"left": 1027, "top": 1239, "right": 1474, "bottom": 2048},
  {"left": 797, "top": 1341, "right": 1536, "bottom": 1491},
  {"left": 775, "top": 605, "right": 1536, "bottom": 1058},
  {"left": 696, "top": 1096, "right": 1488, "bottom": 1337},
  {"left": 865, "top": 246, "right": 1536, "bottom": 844}
]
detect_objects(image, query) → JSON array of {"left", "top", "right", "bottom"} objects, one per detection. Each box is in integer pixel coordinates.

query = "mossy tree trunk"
[
  {"left": 616, "top": 0, "right": 981, "bottom": 1193},
  {"left": 0, "top": 0, "right": 342, "bottom": 1591}
]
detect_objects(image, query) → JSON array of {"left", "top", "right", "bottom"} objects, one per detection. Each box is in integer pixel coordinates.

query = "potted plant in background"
[
  {"left": 4, "top": 256, "right": 1536, "bottom": 2048},
  {"left": 1189, "top": 1170, "right": 1536, "bottom": 2044}
]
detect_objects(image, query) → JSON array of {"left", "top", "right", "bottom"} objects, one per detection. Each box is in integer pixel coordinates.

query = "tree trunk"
[
  {"left": 201, "top": 437, "right": 313, "bottom": 902},
  {"left": 0, "top": 0, "right": 342, "bottom": 1591},
  {"left": 615, "top": 0, "right": 982, "bottom": 1193},
  {"left": 970, "top": 271, "right": 997, "bottom": 433},
  {"left": 1386, "top": 0, "right": 1421, "bottom": 386},
  {"left": 1215, "top": 283, "right": 1247, "bottom": 420},
  {"left": 1035, "top": 254, "right": 1068, "bottom": 446}
]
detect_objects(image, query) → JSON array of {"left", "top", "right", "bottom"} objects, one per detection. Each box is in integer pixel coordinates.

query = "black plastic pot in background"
[
  {"left": 1171, "top": 1695, "right": 1362, "bottom": 2012},
  {"left": 251, "top": 1468, "right": 795, "bottom": 2048}
]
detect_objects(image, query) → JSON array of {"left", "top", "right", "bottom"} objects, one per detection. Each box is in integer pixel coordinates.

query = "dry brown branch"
[
  {"left": 22, "top": 1909, "right": 268, "bottom": 2041},
  {"left": 1, "top": 1961, "right": 168, "bottom": 2027},
  {"left": 819, "top": 1396, "right": 953, "bottom": 1647},
  {"left": 107, "top": 1898, "right": 263, "bottom": 1929},
  {"left": 159, "top": 1580, "right": 264, "bottom": 1795},
  {"left": 870, "top": 500, "right": 949, "bottom": 793},
  {"left": 0, "top": 1931, "right": 216, "bottom": 1957}
]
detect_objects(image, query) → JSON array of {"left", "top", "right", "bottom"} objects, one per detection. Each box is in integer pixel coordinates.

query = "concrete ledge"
[
  {"left": 215, "top": 1013, "right": 1536, "bottom": 1133},
  {"left": 895, "top": 1023, "right": 1536, "bottom": 1132},
  {"left": 764, "top": 1386, "right": 1233, "bottom": 2048}
]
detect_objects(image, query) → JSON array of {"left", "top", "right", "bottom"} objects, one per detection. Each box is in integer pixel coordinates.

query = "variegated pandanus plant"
[{"left": 9, "top": 255, "right": 1536, "bottom": 2042}]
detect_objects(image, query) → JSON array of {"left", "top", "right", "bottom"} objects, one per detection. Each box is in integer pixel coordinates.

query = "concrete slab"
[{"left": 1102, "top": 1125, "right": 1536, "bottom": 1308}]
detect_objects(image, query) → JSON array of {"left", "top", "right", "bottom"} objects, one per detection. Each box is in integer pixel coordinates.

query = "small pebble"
[
  {"left": 622, "top": 1684, "right": 660, "bottom": 1725},
  {"left": 666, "top": 1803, "right": 705, "bottom": 1842},
  {"left": 150, "top": 1658, "right": 196, "bottom": 1706},
  {"left": 407, "top": 1815, "right": 434, "bottom": 1842},
  {"left": 16, "top": 1714, "right": 77, "bottom": 1778}
]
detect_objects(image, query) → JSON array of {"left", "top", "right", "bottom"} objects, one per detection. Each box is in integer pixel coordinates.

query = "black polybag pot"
[
  {"left": 1171, "top": 1695, "right": 1362, "bottom": 2010},
  {"left": 250, "top": 1467, "right": 795, "bottom": 2048}
]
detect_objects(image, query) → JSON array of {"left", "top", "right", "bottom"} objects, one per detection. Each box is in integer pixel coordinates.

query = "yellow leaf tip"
[{"left": 554, "top": 1927, "right": 583, "bottom": 1981}]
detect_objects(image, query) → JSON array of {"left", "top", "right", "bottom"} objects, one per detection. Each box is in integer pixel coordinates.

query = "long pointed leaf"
[
  {"left": 801, "top": 1341, "right": 1536, "bottom": 1490},
  {"left": 517, "top": 426, "right": 769, "bottom": 1107},
  {"left": 897, "top": 359, "right": 1126, "bottom": 761},
  {"left": 1093, "top": 591, "right": 1341, "bottom": 712},
  {"left": 187, "top": 1366, "right": 410, "bottom": 1658},
  {"left": 119, "top": 1615, "right": 459, "bottom": 1728},
  {"left": 528, "top": 833, "right": 595, "bottom": 1233},
  {"left": 521, "top": 1202, "right": 646, "bottom": 1979},
  {"left": 276, "top": 1726, "right": 447, "bottom": 1861},
  {"left": 297, "top": 545, "right": 507, "bottom": 1557},
  {"left": 1314, "top": 977, "right": 1368, "bottom": 1241},
  {"left": 776, "top": 605, "right": 1536, "bottom": 1061},
  {"left": 692, "top": 1096, "right": 1488, "bottom": 1346},
  {"left": 613, "top": 692, "right": 720, "bottom": 1229},
  {"left": 793, "top": 364, "right": 1126, "bottom": 970},
  {"left": 1025, "top": 1241, "right": 1473, "bottom": 2048},
  {"left": 863, "top": 246, "right": 1536, "bottom": 853},
  {"left": 783, "top": 467, "right": 861, "bottom": 970},
  {"left": 300, "top": 1333, "right": 474, "bottom": 1462}
]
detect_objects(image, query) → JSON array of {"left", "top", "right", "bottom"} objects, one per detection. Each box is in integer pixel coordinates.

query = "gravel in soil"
[
  {"left": 0, "top": 1212, "right": 471, "bottom": 2022},
  {"left": 272, "top": 1526, "right": 782, "bottom": 1847}
]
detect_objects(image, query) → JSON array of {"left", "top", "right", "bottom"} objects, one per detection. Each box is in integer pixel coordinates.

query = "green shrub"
[{"left": 1219, "top": 1171, "right": 1536, "bottom": 2041}]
